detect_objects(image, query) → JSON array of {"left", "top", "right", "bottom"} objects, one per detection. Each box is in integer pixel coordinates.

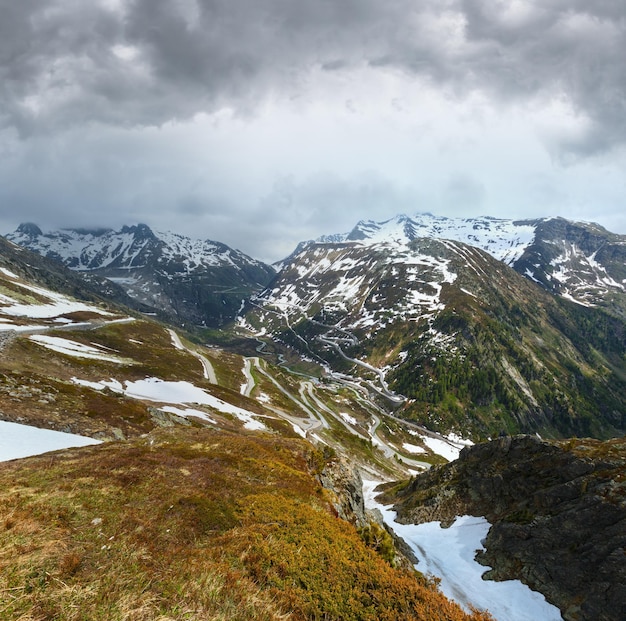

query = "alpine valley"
[{"left": 2, "top": 213, "right": 626, "bottom": 621}]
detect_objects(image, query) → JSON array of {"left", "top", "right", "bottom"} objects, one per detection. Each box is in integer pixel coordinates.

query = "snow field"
[
  {"left": 0, "top": 420, "right": 101, "bottom": 462},
  {"left": 363, "top": 480, "right": 563, "bottom": 621}
]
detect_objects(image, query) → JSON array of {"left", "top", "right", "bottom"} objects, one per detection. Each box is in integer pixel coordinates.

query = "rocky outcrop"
[
  {"left": 384, "top": 435, "right": 626, "bottom": 621},
  {"left": 317, "top": 457, "right": 367, "bottom": 527}
]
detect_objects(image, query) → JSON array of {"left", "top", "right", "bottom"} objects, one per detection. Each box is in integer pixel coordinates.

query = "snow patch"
[
  {"left": 363, "top": 480, "right": 562, "bottom": 621},
  {"left": 72, "top": 376, "right": 265, "bottom": 431},
  {"left": 0, "top": 420, "right": 100, "bottom": 462},
  {"left": 160, "top": 406, "right": 216, "bottom": 424},
  {"left": 339, "top": 412, "right": 358, "bottom": 426},
  {"left": 29, "top": 335, "right": 130, "bottom": 363}
]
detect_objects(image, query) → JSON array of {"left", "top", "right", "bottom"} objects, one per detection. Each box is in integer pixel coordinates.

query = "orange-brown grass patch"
[
  {"left": 0, "top": 369, "right": 166, "bottom": 439},
  {"left": 0, "top": 427, "right": 493, "bottom": 621}
]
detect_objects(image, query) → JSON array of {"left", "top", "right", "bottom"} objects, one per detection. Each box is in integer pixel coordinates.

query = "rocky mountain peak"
[
  {"left": 120, "top": 223, "right": 157, "bottom": 241},
  {"left": 15, "top": 222, "right": 43, "bottom": 237}
]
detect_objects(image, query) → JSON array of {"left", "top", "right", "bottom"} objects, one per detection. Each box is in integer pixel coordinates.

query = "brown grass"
[{"left": 0, "top": 428, "right": 493, "bottom": 621}]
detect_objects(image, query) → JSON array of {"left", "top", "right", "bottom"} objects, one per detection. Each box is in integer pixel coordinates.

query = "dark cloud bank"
[
  {"left": 2, "top": 0, "right": 624, "bottom": 154},
  {"left": 1, "top": 1, "right": 625, "bottom": 260}
]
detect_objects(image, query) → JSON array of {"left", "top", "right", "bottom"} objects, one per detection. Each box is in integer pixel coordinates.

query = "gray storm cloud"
[
  {"left": 1, "top": 0, "right": 626, "bottom": 262},
  {"left": 1, "top": 0, "right": 625, "bottom": 156}
]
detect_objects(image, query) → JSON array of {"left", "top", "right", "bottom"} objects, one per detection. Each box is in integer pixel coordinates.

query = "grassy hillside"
[{"left": 0, "top": 428, "right": 493, "bottom": 621}]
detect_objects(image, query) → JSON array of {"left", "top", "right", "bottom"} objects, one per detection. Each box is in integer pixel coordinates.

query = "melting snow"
[
  {"left": 420, "top": 436, "right": 462, "bottom": 461},
  {"left": 363, "top": 480, "right": 562, "bottom": 621},
  {"left": 405, "top": 433, "right": 473, "bottom": 461},
  {"left": 29, "top": 335, "right": 130, "bottom": 363},
  {"left": 159, "top": 406, "right": 216, "bottom": 424},
  {"left": 72, "top": 377, "right": 265, "bottom": 431},
  {"left": 0, "top": 273, "right": 114, "bottom": 320},
  {"left": 0, "top": 420, "right": 100, "bottom": 462},
  {"left": 0, "top": 267, "right": 20, "bottom": 279},
  {"left": 339, "top": 412, "right": 358, "bottom": 426}
]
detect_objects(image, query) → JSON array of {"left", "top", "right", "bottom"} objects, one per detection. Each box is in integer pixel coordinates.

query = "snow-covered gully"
[{"left": 362, "top": 480, "right": 563, "bottom": 621}]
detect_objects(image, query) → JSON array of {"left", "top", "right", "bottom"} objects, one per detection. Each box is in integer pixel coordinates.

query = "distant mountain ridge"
[
  {"left": 311, "top": 213, "right": 626, "bottom": 315},
  {"left": 6, "top": 223, "right": 276, "bottom": 328},
  {"left": 318, "top": 213, "right": 536, "bottom": 264}
]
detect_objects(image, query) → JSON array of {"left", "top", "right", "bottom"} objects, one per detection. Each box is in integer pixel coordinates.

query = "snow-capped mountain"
[
  {"left": 7, "top": 223, "right": 276, "bottom": 327},
  {"left": 318, "top": 213, "right": 536, "bottom": 265},
  {"left": 243, "top": 214, "right": 626, "bottom": 439},
  {"left": 310, "top": 213, "right": 626, "bottom": 316}
]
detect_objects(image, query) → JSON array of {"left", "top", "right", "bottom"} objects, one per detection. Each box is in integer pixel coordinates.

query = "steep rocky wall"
[{"left": 383, "top": 435, "right": 626, "bottom": 621}]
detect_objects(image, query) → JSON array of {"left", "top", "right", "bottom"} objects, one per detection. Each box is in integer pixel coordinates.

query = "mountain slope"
[
  {"left": 0, "top": 238, "right": 500, "bottom": 621},
  {"left": 1, "top": 233, "right": 461, "bottom": 471},
  {"left": 309, "top": 213, "right": 626, "bottom": 314},
  {"left": 379, "top": 435, "right": 626, "bottom": 621},
  {"left": 243, "top": 233, "right": 626, "bottom": 440},
  {"left": 514, "top": 217, "right": 626, "bottom": 317},
  {"left": 6, "top": 223, "right": 276, "bottom": 328},
  {"left": 0, "top": 427, "right": 497, "bottom": 621}
]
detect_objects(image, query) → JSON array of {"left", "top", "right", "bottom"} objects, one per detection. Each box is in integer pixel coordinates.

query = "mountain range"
[
  {"left": 7, "top": 222, "right": 275, "bottom": 328},
  {"left": 244, "top": 213, "right": 626, "bottom": 439},
  {"left": 2, "top": 213, "right": 626, "bottom": 620},
  {"left": 314, "top": 213, "right": 626, "bottom": 314}
]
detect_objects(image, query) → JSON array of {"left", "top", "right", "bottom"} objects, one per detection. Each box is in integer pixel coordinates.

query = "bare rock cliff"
[{"left": 384, "top": 435, "right": 626, "bottom": 621}]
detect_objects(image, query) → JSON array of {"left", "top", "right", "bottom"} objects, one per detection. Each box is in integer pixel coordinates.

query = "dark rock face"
[
  {"left": 15, "top": 222, "right": 43, "bottom": 237},
  {"left": 387, "top": 435, "right": 626, "bottom": 621},
  {"left": 317, "top": 457, "right": 367, "bottom": 528}
]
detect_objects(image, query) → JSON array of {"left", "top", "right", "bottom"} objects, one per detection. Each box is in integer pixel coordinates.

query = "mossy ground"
[{"left": 0, "top": 427, "right": 493, "bottom": 621}]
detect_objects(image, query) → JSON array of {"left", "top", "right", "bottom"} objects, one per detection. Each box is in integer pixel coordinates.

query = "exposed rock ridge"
[
  {"left": 317, "top": 456, "right": 367, "bottom": 527},
  {"left": 384, "top": 435, "right": 626, "bottom": 621}
]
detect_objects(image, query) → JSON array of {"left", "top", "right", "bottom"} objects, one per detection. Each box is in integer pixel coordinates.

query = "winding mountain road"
[{"left": 167, "top": 329, "right": 218, "bottom": 384}]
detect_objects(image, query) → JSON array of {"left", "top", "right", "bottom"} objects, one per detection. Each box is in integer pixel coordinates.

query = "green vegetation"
[
  {"left": 0, "top": 428, "right": 493, "bottom": 621},
  {"left": 387, "top": 295, "right": 626, "bottom": 440}
]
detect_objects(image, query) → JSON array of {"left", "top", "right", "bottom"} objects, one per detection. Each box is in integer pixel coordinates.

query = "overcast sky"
[{"left": 1, "top": 0, "right": 625, "bottom": 262}]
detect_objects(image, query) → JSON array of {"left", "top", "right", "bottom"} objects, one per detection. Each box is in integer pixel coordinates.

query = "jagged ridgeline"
[
  {"left": 7, "top": 223, "right": 276, "bottom": 328},
  {"left": 245, "top": 214, "right": 626, "bottom": 440}
]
